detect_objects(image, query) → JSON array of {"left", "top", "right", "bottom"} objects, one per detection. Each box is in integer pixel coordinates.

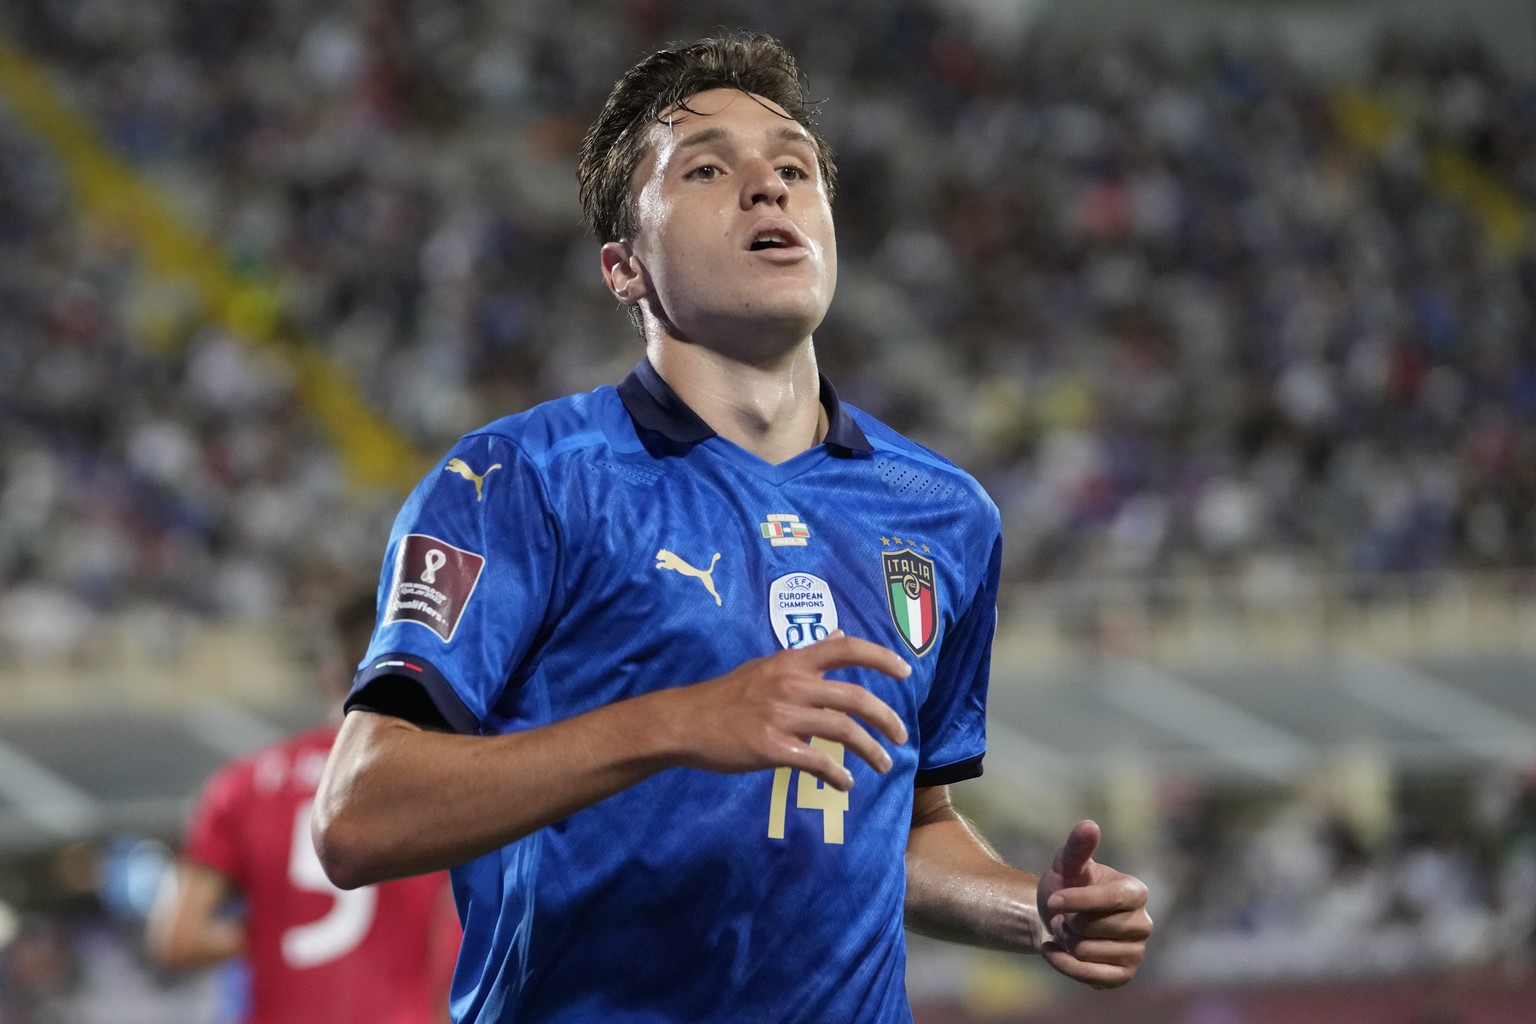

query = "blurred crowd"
[
  {"left": 3, "top": 0, "right": 1536, "bottom": 656},
  {"left": 1151, "top": 761, "right": 1536, "bottom": 985}
]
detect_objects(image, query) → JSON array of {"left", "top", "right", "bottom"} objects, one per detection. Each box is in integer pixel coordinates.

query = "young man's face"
[{"left": 606, "top": 88, "right": 837, "bottom": 353}]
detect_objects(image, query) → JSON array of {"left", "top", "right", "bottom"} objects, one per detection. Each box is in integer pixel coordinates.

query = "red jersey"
[{"left": 184, "top": 723, "right": 459, "bottom": 1024}]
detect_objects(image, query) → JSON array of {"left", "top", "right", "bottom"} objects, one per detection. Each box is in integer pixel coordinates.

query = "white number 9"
[{"left": 282, "top": 801, "right": 377, "bottom": 968}]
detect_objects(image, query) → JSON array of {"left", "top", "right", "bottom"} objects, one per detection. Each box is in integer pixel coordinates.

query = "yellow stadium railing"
[{"left": 0, "top": 34, "right": 431, "bottom": 494}]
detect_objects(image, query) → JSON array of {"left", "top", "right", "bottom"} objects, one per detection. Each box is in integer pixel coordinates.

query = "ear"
[{"left": 600, "top": 241, "right": 649, "bottom": 305}]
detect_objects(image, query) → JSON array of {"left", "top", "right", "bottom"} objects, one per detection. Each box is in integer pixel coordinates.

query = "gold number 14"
[{"left": 767, "top": 737, "right": 848, "bottom": 844}]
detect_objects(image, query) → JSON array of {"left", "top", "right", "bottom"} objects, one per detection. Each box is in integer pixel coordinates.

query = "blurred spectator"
[
  {"left": 145, "top": 590, "right": 460, "bottom": 1024},
  {"left": 5, "top": 1, "right": 1535, "bottom": 656}
]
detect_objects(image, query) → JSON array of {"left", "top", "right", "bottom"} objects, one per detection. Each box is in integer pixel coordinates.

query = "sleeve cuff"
[
  {"left": 346, "top": 653, "right": 479, "bottom": 735},
  {"left": 914, "top": 753, "right": 985, "bottom": 788}
]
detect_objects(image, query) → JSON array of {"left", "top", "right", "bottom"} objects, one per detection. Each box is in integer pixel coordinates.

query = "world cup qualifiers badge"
[{"left": 384, "top": 534, "right": 486, "bottom": 642}]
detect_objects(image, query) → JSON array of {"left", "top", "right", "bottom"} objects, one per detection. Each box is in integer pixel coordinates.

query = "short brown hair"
[{"left": 577, "top": 32, "right": 837, "bottom": 245}]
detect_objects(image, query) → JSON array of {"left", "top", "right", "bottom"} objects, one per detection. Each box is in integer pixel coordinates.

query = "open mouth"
[{"left": 750, "top": 231, "right": 793, "bottom": 251}]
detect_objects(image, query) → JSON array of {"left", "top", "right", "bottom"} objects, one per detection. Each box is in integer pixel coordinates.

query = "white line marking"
[
  {"left": 182, "top": 701, "right": 285, "bottom": 758},
  {"left": 1101, "top": 659, "right": 1315, "bottom": 781},
  {"left": 0, "top": 738, "right": 99, "bottom": 836},
  {"left": 1339, "top": 649, "right": 1536, "bottom": 761}
]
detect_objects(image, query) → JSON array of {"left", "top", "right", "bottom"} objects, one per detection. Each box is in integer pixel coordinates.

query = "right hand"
[{"left": 666, "top": 632, "right": 911, "bottom": 791}]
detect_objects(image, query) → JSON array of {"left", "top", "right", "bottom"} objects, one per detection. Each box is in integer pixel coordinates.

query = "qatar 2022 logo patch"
[
  {"left": 882, "top": 545, "right": 938, "bottom": 656},
  {"left": 384, "top": 534, "right": 485, "bottom": 642}
]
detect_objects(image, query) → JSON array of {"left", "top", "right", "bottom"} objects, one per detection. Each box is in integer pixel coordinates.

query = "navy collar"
[{"left": 617, "top": 359, "right": 872, "bottom": 453}]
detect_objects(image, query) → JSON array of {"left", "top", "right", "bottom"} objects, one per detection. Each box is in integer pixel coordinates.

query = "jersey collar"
[{"left": 617, "top": 358, "right": 873, "bottom": 453}]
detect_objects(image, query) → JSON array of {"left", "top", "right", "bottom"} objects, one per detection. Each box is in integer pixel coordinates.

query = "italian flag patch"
[{"left": 883, "top": 549, "right": 938, "bottom": 656}]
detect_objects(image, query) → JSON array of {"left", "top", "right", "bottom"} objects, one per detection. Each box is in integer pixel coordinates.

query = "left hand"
[{"left": 1036, "top": 819, "right": 1153, "bottom": 988}]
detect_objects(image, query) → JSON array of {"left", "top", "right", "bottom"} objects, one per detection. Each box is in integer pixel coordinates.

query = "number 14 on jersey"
[{"left": 767, "top": 737, "right": 848, "bottom": 844}]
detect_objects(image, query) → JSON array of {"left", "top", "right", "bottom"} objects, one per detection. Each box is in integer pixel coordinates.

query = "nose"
[{"left": 740, "top": 157, "right": 788, "bottom": 209}]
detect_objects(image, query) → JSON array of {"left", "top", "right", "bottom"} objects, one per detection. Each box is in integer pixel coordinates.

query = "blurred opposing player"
[{"left": 148, "top": 592, "right": 460, "bottom": 1024}]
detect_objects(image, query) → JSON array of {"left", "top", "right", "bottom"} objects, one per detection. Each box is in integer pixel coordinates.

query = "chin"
[
  {"left": 748, "top": 288, "right": 831, "bottom": 331},
  {"left": 749, "top": 306, "right": 825, "bottom": 343}
]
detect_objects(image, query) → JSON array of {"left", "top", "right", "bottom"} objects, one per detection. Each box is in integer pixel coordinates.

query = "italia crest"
[{"left": 882, "top": 548, "right": 938, "bottom": 656}]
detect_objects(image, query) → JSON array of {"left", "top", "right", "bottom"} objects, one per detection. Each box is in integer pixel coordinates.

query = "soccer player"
[
  {"left": 313, "top": 31, "right": 1153, "bottom": 1023},
  {"left": 147, "top": 592, "right": 460, "bottom": 1024}
]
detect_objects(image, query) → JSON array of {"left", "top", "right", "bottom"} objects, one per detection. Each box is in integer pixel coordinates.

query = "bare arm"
[
  {"left": 145, "top": 861, "right": 245, "bottom": 970},
  {"left": 904, "top": 785, "right": 1046, "bottom": 953},
  {"left": 313, "top": 634, "right": 911, "bottom": 888},
  {"left": 904, "top": 787, "right": 1153, "bottom": 988}
]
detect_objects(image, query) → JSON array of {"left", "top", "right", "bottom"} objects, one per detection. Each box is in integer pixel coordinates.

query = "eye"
[
  {"left": 778, "top": 165, "right": 808, "bottom": 182},
  {"left": 686, "top": 164, "right": 721, "bottom": 181}
]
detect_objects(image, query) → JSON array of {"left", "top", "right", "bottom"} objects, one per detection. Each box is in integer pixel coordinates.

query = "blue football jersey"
[{"left": 348, "top": 360, "right": 1001, "bottom": 1024}]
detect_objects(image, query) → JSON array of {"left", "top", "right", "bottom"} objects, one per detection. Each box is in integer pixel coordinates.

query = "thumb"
[{"left": 1052, "top": 819, "right": 1102, "bottom": 881}]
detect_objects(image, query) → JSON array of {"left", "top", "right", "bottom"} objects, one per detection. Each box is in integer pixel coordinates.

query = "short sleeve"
[
  {"left": 182, "top": 761, "right": 248, "bottom": 883},
  {"left": 914, "top": 525, "right": 1001, "bottom": 787},
  {"left": 348, "top": 432, "right": 560, "bottom": 733}
]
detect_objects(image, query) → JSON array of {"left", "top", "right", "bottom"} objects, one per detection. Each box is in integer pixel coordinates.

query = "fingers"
[
  {"left": 755, "top": 683, "right": 904, "bottom": 792},
  {"left": 1050, "top": 903, "right": 1154, "bottom": 944},
  {"left": 1036, "top": 824, "right": 1153, "bottom": 991},
  {"left": 760, "top": 634, "right": 911, "bottom": 770},
  {"left": 1040, "top": 942, "right": 1141, "bottom": 990},
  {"left": 801, "top": 678, "right": 908, "bottom": 747},
  {"left": 1050, "top": 819, "right": 1102, "bottom": 880},
  {"left": 791, "top": 633, "right": 910, "bottom": 745},
  {"left": 1040, "top": 901, "right": 1152, "bottom": 990},
  {"left": 777, "top": 737, "right": 858, "bottom": 792},
  {"left": 796, "top": 705, "right": 896, "bottom": 780},
  {"left": 1047, "top": 875, "right": 1150, "bottom": 916},
  {"left": 1043, "top": 927, "right": 1145, "bottom": 967},
  {"left": 701, "top": 632, "right": 912, "bottom": 789},
  {"left": 797, "top": 633, "right": 913, "bottom": 685}
]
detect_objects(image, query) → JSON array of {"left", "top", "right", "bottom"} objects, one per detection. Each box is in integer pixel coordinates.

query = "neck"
[{"left": 647, "top": 338, "right": 825, "bottom": 465}]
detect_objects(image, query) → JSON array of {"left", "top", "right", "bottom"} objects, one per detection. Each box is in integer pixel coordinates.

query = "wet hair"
[{"left": 576, "top": 31, "right": 837, "bottom": 246}]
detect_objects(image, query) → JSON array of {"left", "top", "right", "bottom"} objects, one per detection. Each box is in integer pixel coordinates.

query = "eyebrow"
[{"left": 672, "top": 124, "right": 817, "bottom": 154}]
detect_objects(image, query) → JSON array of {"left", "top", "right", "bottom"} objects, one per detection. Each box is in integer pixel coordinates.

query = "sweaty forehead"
[{"left": 648, "top": 89, "right": 801, "bottom": 150}]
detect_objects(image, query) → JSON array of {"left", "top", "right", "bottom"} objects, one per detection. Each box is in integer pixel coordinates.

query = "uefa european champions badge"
[
  {"left": 769, "top": 573, "right": 839, "bottom": 649},
  {"left": 883, "top": 549, "right": 938, "bottom": 656}
]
